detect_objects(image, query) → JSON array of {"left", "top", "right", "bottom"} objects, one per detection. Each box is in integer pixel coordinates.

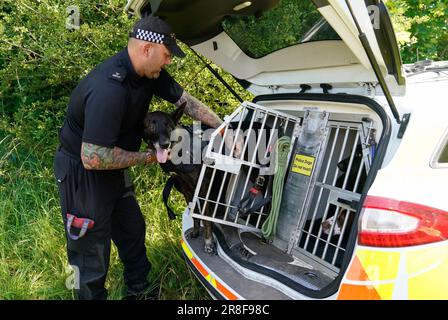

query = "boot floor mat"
[{"left": 217, "top": 225, "right": 335, "bottom": 291}]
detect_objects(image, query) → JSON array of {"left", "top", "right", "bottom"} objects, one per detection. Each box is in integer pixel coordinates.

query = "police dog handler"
[{"left": 53, "top": 15, "right": 241, "bottom": 300}]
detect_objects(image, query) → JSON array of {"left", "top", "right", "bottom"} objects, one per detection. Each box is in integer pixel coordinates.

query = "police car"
[{"left": 126, "top": 0, "right": 448, "bottom": 300}]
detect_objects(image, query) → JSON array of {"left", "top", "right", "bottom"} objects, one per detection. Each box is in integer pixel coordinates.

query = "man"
[{"left": 53, "top": 15, "right": 237, "bottom": 300}]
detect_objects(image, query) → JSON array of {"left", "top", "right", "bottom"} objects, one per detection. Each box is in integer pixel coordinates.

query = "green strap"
[{"left": 261, "top": 136, "right": 292, "bottom": 239}]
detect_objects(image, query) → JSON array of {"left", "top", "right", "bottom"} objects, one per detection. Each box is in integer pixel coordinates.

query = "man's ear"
[
  {"left": 171, "top": 102, "right": 186, "bottom": 124},
  {"left": 142, "top": 42, "right": 154, "bottom": 57}
]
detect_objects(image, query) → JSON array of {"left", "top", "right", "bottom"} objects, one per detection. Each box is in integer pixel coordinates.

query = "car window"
[
  {"left": 438, "top": 143, "right": 448, "bottom": 163},
  {"left": 222, "top": 0, "right": 341, "bottom": 59},
  {"left": 431, "top": 129, "right": 448, "bottom": 168}
]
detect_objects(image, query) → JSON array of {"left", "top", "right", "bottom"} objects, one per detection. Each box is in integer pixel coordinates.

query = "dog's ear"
[
  {"left": 142, "top": 113, "right": 152, "bottom": 142},
  {"left": 143, "top": 113, "right": 151, "bottom": 129},
  {"left": 171, "top": 102, "right": 186, "bottom": 125}
]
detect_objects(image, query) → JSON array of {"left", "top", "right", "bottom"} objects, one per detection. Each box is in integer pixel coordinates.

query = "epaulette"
[{"left": 108, "top": 66, "right": 127, "bottom": 83}]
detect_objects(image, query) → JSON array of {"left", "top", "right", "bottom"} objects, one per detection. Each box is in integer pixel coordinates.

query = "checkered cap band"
[{"left": 135, "top": 28, "right": 165, "bottom": 44}]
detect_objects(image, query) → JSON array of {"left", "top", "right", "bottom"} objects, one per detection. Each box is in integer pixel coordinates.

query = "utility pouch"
[{"left": 66, "top": 213, "right": 95, "bottom": 240}]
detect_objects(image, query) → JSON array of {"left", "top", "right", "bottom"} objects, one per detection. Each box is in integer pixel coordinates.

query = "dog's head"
[
  {"left": 337, "top": 143, "right": 364, "bottom": 173},
  {"left": 322, "top": 210, "right": 347, "bottom": 236},
  {"left": 143, "top": 103, "right": 185, "bottom": 163}
]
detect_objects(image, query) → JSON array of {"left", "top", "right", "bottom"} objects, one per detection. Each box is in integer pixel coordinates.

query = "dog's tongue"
[{"left": 156, "top": 147, "right": 169, "bottom": 163}]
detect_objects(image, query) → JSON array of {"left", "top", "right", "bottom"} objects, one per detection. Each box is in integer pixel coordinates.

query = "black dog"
[
  {"left": 143, "top": 104, "right": 224, "bottom": 254},
  {"left": 143, "top": 107, "right": 276, "bottom": 253}
]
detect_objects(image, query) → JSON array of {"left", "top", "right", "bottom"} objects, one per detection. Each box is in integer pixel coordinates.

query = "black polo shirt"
[{"left": 59, "top": 47, "right": 184, "bottom": 157}]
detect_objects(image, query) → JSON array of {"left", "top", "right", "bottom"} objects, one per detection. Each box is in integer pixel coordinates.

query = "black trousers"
[{"left": 54, "top": 148, "right": 151, "bottom": 300}]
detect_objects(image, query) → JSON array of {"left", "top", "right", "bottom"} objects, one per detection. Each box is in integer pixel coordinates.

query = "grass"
[
  {"left": 0, "top": 130, "right": 209, "bottom": 300},
  {"left": 0, "top": 11, "right": 250, "bottom": 297}
]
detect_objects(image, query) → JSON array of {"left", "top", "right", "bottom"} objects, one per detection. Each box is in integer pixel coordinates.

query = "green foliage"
[
  {"left": 385, "top": 0, "right": 448, "bottom": 63},
  {"left": 0, "top": 0, "right": 250, "bottom": 300},
  {"left": 0, "top": 0, "right": 132, "bottom": 115},
  {"left": 0, "top": 134, "right": 209, "bottom": 299},
  {"left": 223, "top": 0, "right": 339, "bottom": 58}
]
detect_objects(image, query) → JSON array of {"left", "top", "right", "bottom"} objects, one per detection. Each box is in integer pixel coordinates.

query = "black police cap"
[{"left": 129, "top": 15, "right": 186, "bottom": 58}]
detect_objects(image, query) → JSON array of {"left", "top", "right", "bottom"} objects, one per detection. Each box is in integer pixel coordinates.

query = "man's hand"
[
  {"left": 144, "top": 149, "right": 158, "bottom": 164},
  {"left": 223, "top": 128, "right": 244, "bottom": 158},
  {"left": 233, "top": 134, "right": 244, "bottom": 158}
]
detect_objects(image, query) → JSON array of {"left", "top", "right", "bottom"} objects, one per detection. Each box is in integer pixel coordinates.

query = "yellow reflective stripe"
[
  {"left": 356, "top": 249, "right": 400, "bottom": 281},
  {"left": 374, "top": 284, "right": 394, "bottom": 300},
  {"left": 205, "top": 274, "right": 212, "bottom": 283},
  {"left": 341, "top": 249, "right": 401, "bottom": 300},
  {"left": 344, "top": 244, "right": 448, "bottom": 299},
  {"left": 181, "top": 240, "right": 193, "bottom": 260},
  {"left": 181, "top": 239, "right": 239, "bottom": 300},
  {"left": 356, "top": 249, "right": 400, "bottom": 299},
  {"left": 407, "top": 246, "right": 448, "bottom": 299}
]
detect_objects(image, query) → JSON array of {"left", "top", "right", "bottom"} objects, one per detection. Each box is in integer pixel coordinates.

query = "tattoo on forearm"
[
  {"left": 175, "top": 91, "right": 222, "bottom": 128},
  {"left": 81, "top": 142, "right": 153, "bottom": 170}
]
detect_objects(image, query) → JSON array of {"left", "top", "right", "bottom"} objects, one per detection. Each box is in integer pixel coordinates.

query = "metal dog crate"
[
  {"left": 188, "top": 101, "right": 302, "bottom": 232},
  {"left": 189, "top": 101, "right": 374, "bottom": 272},
  {"left": 285, "top": 120, "right": 373, "bottom": 272}
]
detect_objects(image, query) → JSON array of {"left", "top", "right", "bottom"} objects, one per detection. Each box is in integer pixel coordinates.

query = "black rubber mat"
[{"left": 216, "top": 225, "right": 334, "bottom": 291}]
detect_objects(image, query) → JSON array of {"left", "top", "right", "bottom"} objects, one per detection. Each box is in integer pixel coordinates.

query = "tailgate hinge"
[{"left": 360, "top": 82, "right": 376, "bottom": 98}]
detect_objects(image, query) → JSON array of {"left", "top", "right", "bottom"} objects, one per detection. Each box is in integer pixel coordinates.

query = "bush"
[
  {"left": 386, "top": 0, "right": 448, "bottom": 63},
  {"left": 0, "top": 0, "right": 250, "bottom": 300}
]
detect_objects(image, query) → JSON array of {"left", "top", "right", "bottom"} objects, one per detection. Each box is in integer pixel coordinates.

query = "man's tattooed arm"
[
  {"left": 175, "top": 91, "right": 243, "bottom": 157},
  {"left": 81, "top": 142, "right": 157, "bottom": 170},
  {"left": 175, "top": 91, "right": 222, "bottom": 128}
]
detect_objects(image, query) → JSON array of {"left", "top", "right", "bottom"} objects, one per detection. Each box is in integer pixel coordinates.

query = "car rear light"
[{"left": 359, "top": 196, "right": 448, "bottom": 247}]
